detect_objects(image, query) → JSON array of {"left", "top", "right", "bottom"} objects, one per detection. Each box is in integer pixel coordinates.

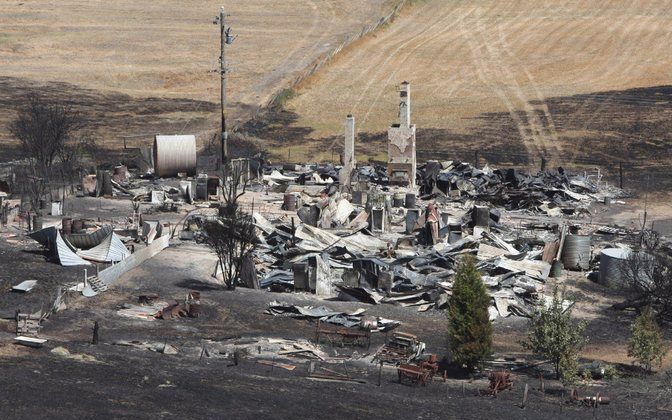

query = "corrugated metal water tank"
[
  {"left": 153, "top": 135, "right": 197, "bottom": 177},
  {"left": 562, "top": 234, "right": 591, "bottom": 270},
  {"left": 598, "top": 248, "right": 630, "bottom": 288}
]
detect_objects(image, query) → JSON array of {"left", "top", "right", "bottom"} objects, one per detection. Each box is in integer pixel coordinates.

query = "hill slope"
[
  {"left": 281, "top": 0, "right": 672, "bottom": 174},
  {"left": 0, "top": 0, "right": 395, "bottom": 154}
]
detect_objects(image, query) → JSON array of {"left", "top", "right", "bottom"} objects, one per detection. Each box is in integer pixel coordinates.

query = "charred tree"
[
  {"left": 9, "top": 93, "right": 88, "bottom": 217},
  {"left": 203, "top": 207, "right": 256, "bottom": 290},
  {"left": 203, "top": 168, "right": 256, "bottom": 290},
  {"left": 614, "top": 231, "right": 672, "bottom": 322}
]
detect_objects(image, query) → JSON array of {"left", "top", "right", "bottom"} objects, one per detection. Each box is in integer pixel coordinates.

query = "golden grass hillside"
[
  {"left": 0, "top": 0, "right": 396, "bottom": 152},
  {"left": 282, "top": 0, "right": 672, "bottom": 169}
]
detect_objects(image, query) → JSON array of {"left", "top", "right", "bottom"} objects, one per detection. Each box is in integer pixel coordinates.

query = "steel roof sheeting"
[
  {"left": 153, "top": 135, "right": 197, "bottom": 177},
  {"left": 55, "top": 230, "right": 92, "bottom": 267},
  {"left": 65, "top": 225, "right": 113, "bottom": 249},
  {"left": 28, "top": 226, "right": 57, "bottom": 247},
  {"left": 78, "top": 232, "right": 130, "bottom": 263}
]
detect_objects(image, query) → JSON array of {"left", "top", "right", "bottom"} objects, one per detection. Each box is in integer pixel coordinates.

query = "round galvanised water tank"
[
  {"left": 599, "top": 248, "right": 630, "bottom": 288},
  {"left": 153, "top": 135, "right": 197, "bottom": 178},
  {"left": 404, "top": 192, "right": 416, "bottom": 209},
  {"left": 283, "top": 193, "right": 298, "bottom": 211},
  {"left": 562, "top": 234, "right": 591, "bottom": 270},
  {"left": 392, "top": 192, "right": 405, "bottom": 208}
]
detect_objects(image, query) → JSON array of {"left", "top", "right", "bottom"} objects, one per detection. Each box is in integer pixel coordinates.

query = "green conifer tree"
[{"left": 447, "top": 255, "right": 493, "bottom": 371}]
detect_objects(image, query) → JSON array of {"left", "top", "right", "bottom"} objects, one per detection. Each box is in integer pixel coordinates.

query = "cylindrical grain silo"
[
  {"left": 153, "top": 135, "right": 197, "bottom": 178},
  {"left": 562, "top": 234, "right": 592, "bottom": 270}
]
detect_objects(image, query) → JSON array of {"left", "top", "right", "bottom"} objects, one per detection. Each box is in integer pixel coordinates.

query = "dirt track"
[{"left": 284, "top": 0, "right": 672, "bottom": 168}]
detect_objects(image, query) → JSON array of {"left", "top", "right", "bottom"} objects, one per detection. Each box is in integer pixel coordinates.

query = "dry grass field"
[
  {"left": 281, "top": 0, "right": 672, "bottom": 175},
  {"left": 0, "top": 0, "right": 395, "bottom": 153}
]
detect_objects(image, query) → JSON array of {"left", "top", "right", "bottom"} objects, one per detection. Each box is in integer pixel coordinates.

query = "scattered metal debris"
[
  {"left": 12, "top": 280, "right": 37, "bottom": 292},
  {"left": 375, "top": 332, "right": 425, "bottom": 365}
]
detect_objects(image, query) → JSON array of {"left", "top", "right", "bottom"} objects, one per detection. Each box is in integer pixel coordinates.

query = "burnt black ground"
[
  {"left": 1, "top": 348, "right": 669, "bottom": 420},
  {"left": 1, "top": 238, "right": 671, "bottom": 419}
]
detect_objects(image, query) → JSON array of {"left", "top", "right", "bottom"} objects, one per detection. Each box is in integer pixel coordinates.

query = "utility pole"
[{"left": 215, "top": 7, "right": 236, "bottom": 169}]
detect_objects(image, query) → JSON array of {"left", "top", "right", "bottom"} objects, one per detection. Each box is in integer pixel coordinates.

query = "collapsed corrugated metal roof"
[
  {"left": 56, "top": 230, "right": 91, "bottom": 267},
  {"left": 28, "top": 226, "right": 57, "bottom": 247},
  {"left": 65, "top": 225, "right": 113, "bottom": 249},
  {"left": 78, "top": 232, "right": 130, "bottom": 263}
]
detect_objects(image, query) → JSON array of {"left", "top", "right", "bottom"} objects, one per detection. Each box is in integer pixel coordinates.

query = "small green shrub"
[
  {"left": 522, "top": 286, "right": 588, "bottom": 381},
  {"left": 628, "top": 307, "right": 668, "bottom": 373},
  {"left": 603, "top": 364, "right": 619, "bottom": 380}
]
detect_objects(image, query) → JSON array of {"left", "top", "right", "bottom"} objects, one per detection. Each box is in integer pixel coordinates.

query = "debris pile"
[
  {"left": 417, "top": 161, "right": 625, "bottom": 214},
  {"left": 265, "top": 301, "right": 400, "bottom": 332},
  {"left": 244, "top": 159, "right": 629, "bottom": 320}
]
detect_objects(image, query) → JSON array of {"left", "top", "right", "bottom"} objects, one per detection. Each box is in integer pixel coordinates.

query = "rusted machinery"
[
  {"left": 488, "top": 370, "right": 514, "bottom": 395},
  {"left": 315, "top": 319, "right": 371, "bottom": 348},
  {"left": 397, "top": 354, "right": 438, "bottom": 386}
]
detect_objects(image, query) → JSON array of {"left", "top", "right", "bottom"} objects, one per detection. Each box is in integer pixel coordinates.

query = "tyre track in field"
[
  {"left": 465, "top": 7, "right": 543, "bottom": 159},
  {"left": 356, "top": 3, "right": 481, "bottom": 128},
  {"left": 323, "top": 2, "right": 475, "bottom": 154},
  {"left": 348, "top": 3, "right": 467, "bottom": 114},
  {"left": 313, "top": 0, "right": 435, "bottom": 92},
  {"left": 473, "top": 6, "right": 558, "bottom": 159}
]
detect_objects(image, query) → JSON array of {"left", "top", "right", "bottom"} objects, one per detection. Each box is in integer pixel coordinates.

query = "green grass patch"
[
  {"left": 0, "top": 33, "right": 13, "bottom": 46},
  {"left": 270, "top": 88, "right": 297, "bottom": 110}
]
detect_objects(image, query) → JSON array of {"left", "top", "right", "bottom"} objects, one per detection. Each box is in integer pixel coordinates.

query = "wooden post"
[
  {"left": 378, "top": 361, "right": 383, "bottom": 386},
  {"left": 219, "top": 7, "right": 229, "bottom": 166},
  {"left": 539, "top": 373, "right": 545, "bottom": 393},
  {"left": 619, "top": 161, "right": 623, "bottom": 189},
  {"left": 522, "top": 383, "right": 529, "bottom": 408},
  {"left": 474, "top": 151, "right": 480, "bottom": 168},
  {"left": 291, "top": 217, "right": 296, "bottom": 247},
  {"left": 92, "top": 321, "right": 99, "bottom": 344}
]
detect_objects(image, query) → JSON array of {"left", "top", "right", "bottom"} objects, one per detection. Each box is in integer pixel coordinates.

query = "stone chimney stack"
[
  {"left": 339, "top": 114, "right": 356, "bottom": 190},
  {"left": 387, "top": 81, "right": 416, "bottom": 188},
  {"left": 399, "top": 81, "right": 411, "bottom": 128},
  {"left": 344, "top": 114, "right": 355, "bottom": 170}
]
